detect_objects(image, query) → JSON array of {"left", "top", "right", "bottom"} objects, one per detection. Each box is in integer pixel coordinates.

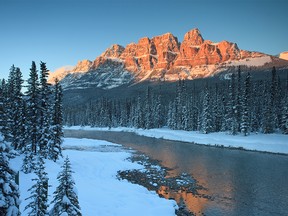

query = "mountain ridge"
[{"left": 49, "top": 28, "right": 288, "bottom": 89}]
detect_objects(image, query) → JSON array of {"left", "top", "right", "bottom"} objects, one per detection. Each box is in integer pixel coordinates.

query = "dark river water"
[{"left": 64, "top": 129, "right": 288, "bottom": 216}]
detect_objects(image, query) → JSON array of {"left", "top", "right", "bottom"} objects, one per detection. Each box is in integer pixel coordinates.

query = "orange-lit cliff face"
[
  {"left": 98, "top": 28, "right": 266, "bottom": 78},
  {"left": 48, "top": 28, "right": 288, "bottom": 88}
]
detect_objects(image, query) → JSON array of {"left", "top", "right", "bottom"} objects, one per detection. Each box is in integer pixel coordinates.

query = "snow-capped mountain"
[{"left": 49, "top": 28, "right": 288, "bottom": 90}]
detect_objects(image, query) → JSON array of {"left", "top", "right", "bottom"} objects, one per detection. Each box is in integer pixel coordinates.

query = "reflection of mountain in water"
[{"left": 158, "top": 186, "right": 208, "bottom": 215}]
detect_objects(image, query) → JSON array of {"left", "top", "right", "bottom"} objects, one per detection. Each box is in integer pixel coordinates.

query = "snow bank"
[
  {"left": 10, "top": 138, "right": 177, "bottom": 216},
  {"left": 65, "top": 126, "right": 288, "bottom": 154}
]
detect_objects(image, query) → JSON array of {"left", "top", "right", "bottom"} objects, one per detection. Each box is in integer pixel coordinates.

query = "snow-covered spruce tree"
[
  {"left": 25, "top": 156, "right": 49, "bottom": 216},
  {"left": 22, "top": 61, "right": 41, "bottom": 173},
  {"left": 182, "top": 101, "right": 189, "bottom": 131},
  {"left": 175, "top": 80, "right": 185, "bottom": 130},
  {"left": 10, "top": 67, "right": 25, "bottom": 150},
  {"left": 39, "top": 62, "right": 52, "bottom": 157},
  {"left": 236, "top": 66, "right": 242, "bottom": 132},
  {"left": 270, "top": 66, "right": 280, "bottom": 130},
  {"left": 0, "top": 79, "right": 6, "bottom": 133},
  {"left": 0, "top": 134, "right": 21, "bottom": 216},
  {"left": 1, "top": 66, "right": 16, "bottom": 143},
  {"left": 144, "top": 87, "right": 153, "bottom": 129},
  {"left": 50, "top": 156, "right": 81, "bottom": 216},
  {"left": 281, "top": 93, "right": 288, "bottom": 134},
  {"left": 241, "top": 72, "right": 251, "bottom": 136},
  {"left": 49, "top": 79, "right": 63, "bottom": 162},
  {"left": 250, "top": 81, "right": 262, "bottom": 132},
  {"left": 167, "top": 101, "right": 175, "bottom": 129},
  {"left": 201, "top": 87, "right": 213, "bottom": 134},
  {"left": 262, "top": 81, "right": 274, "bottom": 134},
  {"left": 212, "top": 84, "right": 223, "bottom": 132},
  {"left": 227, "top": 73, "right": 238, "bottom": 135},
  {"left": 26, "top": 61, "right": 41, "bottom": 154},
  {"left": 133, "top": 95, "right": 143, "bottom": 129}
]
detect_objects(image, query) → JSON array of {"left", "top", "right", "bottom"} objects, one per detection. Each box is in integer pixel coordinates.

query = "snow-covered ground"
[
  {"left": 10, "top": 138, "right": 177, "bottom": 216},
  {"left": 65, "top": 126, "right": 288, "bottom": 154}
]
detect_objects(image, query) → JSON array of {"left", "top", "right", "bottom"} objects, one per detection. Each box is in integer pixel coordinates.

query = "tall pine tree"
[
  {"left": 25, "top": 156, "right": 49, "bottom": 216},
  {"left": 49, "top": 79, "right": 63, "bottom": 161},
  {"left": 26, "top": 61, "right": 41, "bottom": 154},
  {"left": 201, "top": 87, "right": 213, "bottom": 134},
  {"left": 228, "top": 73, "right": 238, "bottom": 135},
  {"left": 241, "top": 72, "right": 251, "bottom": 136},
  {"left": 50, "top": 156, "right": 81, "bottom": 216},
  {"left": 39, "top": 62, "right": 52, "bottom": 157}
]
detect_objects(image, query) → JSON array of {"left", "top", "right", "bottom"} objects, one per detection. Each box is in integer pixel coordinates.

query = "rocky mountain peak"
[
  {"left": 73, "top": 59, "right": 92, "bottom": 72},
  {"left": 183, "top": 28, "right": 204, "bottom": 46},
  {"left": 101, "top": 44, "right": 125, "bottom": 58},
  {"left": 138, "top": 37, "right": 150, "bottom": 45}
]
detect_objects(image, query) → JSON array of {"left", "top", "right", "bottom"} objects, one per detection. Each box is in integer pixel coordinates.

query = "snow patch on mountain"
[{"left": 224, "top": 56, "right": 272, "bottom": 67}]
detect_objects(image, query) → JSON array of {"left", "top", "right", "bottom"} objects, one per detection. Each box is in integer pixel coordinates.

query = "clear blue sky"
[{"left": 1, "top": 0, "right": 287, "bottom": 81}]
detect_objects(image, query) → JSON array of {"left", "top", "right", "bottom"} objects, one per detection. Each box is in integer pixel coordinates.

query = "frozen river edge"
[{"left": 64, "top": 126, "right": 288, "bottom": 155}]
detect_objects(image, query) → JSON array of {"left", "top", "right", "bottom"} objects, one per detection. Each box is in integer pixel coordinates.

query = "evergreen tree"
[
  {"left": 269, "top": 66, "right": 281, "bottom": 131},
  {"left": 25, "top": 156, "right": 49, "bottom": 216},
  {"left": 153, "top": 95, "right": 162, "bottom": 128},
  {"left": 175, "top": 80, "right": 186, "bottom": 130},
  {"left": 201, "top": 87, "right": 213, "bottom": 134},
  {"left": 10, "top": 67, "right": 25, "bottom": 150},
  {"left": 39, "top": 62, "right": 51, "bottom": 157},
  {"left": 0, "top": 79, "right": 6, "bottom": 133},
  {"left": 50, "top": 156, "right": 81, "bottom": 216},
  {"left": 49, "top": 79, "right": 63, "bottom": 161},
  {"left": 134, "top": 96, "right": 143, "bottom": 128},
  {"left": 281, "top": 93, "right": 288, "bottom": 134},
  {"left": 26, "top": 61, "right": 41, "bottom": 154},
  {"left": 213, "top": 84, "right": 222, "bottom": 132},
  {"left": 250, "top": 81, "right": 262, "bottom": 132},
  {"left": 262, "top": 81, "right": 274, "bottom": 133},
  {"left": 236, "top": 66, "right": 242, "bottom": 132},
  {"left": 22, "top": 61, "right": 41, "bottom": 173},
  {"left": 144, "top": 87, "right": 152, "bottom": 129},
  {"left": 2, "top": 66, "right": 16, "bottom": 142},
  {"left": 167, "top": 101, "right": 175, "bottom": 129},
  {"left": 241, "top": 72, "right": 251, "bottom": 136},
  {"left": 227, "top": 73, "right": 238, "bottom": 135},
  {"left": 0, "top": 135, "right": 21, "bottom": 216}
]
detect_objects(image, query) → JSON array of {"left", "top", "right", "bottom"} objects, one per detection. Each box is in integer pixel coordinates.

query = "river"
[{"left": 64, "top": 129, "right": 288, "bottom": 216}]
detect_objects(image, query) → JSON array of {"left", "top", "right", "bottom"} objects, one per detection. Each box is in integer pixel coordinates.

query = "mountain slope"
[{"left": 49, "top": 28, "right": 288, "bottom": 89}]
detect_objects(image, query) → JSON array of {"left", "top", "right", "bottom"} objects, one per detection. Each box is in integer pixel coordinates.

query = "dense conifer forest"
[{"left": 64, "top": 67, "right": 288, "bottom": 135}]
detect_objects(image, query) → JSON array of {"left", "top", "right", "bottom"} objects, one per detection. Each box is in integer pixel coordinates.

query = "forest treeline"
[{"left": 64, "top": 67, "right": 288, "bottom": 135}]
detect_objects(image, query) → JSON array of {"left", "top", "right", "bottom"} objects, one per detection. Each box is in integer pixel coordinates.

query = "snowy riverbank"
[
  {"left": 64, "top": 126, "right": 288, "bottom": 154},
  {"left": 10, "top": 138, "right": 177, "bottom": 216}
]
